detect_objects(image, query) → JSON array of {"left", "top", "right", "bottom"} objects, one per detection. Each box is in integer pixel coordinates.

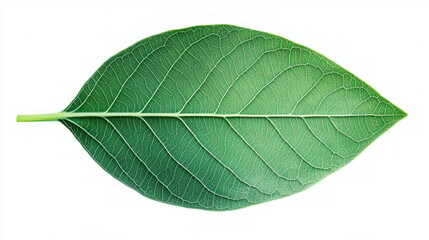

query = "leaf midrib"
[{"left": 16, "top": 111, "right": 406, "bottom": 122}]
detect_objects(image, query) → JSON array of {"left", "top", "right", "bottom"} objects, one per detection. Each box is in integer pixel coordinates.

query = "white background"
[{"left": 1, "top": 0, "right": 428, "bottom": 239}]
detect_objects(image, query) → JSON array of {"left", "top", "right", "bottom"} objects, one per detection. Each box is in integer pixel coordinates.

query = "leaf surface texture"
[{"left": 55, "top": 25, "right": 405, "bottom": 210}]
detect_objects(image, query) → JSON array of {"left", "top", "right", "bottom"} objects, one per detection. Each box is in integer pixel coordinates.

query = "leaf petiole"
[{"left": 16, "top": 112, "right": 66, "bottom": 122}]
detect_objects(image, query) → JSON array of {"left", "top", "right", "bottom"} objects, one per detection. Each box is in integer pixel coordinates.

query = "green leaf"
[{"left": 17, "top": 25, "right": 406, "bottom": 211}]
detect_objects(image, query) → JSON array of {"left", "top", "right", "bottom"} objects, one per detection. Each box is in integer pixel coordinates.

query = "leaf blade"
[{"left": 19, "top": 24, "right": 406, "bottom": 210}]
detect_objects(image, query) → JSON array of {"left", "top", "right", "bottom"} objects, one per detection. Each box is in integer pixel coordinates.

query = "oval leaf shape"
[{"left": 17, "top": 25, "right": 406, "bottom": 210}]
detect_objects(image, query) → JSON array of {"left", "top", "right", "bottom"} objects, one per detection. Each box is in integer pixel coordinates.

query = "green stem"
[{"left": 17, "top": 112, "right": 66, "bottom": 122}]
